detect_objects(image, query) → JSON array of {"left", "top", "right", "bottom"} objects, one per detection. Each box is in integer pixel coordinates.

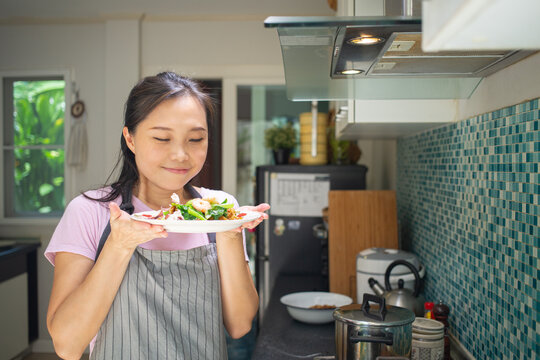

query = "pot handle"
[
  {"left": 361, "top": 293, "right": 387, "bottom": 321},
  {"left": 350, "top": 331, "right": 393, "bottom": 346},
  {"left": 384, "top": 259, "right": 421, "bottom": 297}
]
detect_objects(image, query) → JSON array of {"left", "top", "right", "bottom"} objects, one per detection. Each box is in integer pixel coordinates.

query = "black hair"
[{"left": 85, "top": 72, "right": 215, "bottom": 204}]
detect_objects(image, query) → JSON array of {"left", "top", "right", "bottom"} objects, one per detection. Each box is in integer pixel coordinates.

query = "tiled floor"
[{"left": 22, "top": 353, "right": 89, "bottom": 360}]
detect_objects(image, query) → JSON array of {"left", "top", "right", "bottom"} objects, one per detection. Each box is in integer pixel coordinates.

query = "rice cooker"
[{"left": 356, "top": 248, "right": 425, "bottom": 304}]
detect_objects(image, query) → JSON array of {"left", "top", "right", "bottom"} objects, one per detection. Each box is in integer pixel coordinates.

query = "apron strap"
[{"left": 95, "top": 184, "right": 216, "bottom": 261}]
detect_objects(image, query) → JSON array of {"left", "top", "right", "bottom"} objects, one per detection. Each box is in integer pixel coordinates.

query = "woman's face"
[{"left": 123, "top": 95, "right": 208, "bottom": 194}]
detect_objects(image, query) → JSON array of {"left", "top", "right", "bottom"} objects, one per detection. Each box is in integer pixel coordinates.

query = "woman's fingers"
[
  {"left": 237, "top": 203, "right": 270, "bottom": 221},
  {"left": 109, "top": 202, "right": 123, "bottom": 221},
  {"left": 109, "top": 202, "right": 168, "bottom": 245},
  {"left": 131, "top": 220, "right": 167, "bottom": 237},
  {"left": 238, "top": 203, "right": 270, "bottom": 213},
  {"left": 252, "top": 203, "right": 271, "bottom": 213},
  {"left": 237, "top": 203, "right": 270, "bottom": 230},
  {"left": 151, "top": 225, "right": 168, "bottom": 238}
]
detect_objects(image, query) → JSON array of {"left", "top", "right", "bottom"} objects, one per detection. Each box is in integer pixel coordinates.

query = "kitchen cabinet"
[
  {"left": 0, "top": 239, "right": 40, "bottom": 359},
  {"left": 335, "top": 98, "right": 458, "bottom": 140},
  {"left": 422, "top": 0, "right": 540, "bottom": 51},
  {"left": 0, "top": 273, "right": 28, "bottom": 360}
]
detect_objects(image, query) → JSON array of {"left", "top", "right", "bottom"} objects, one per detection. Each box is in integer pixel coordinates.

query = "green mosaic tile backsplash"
[{"left": 397, "top": 98, "right": 539, "bottom": 359}]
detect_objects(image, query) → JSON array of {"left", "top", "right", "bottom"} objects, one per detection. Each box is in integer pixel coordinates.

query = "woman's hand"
[
  {"left": 230, "top": 203, "right": 270, "bottom": 233},
  {"left": 107, "top": 202, "right": 167, "bottom": 253},
  {"left": 216, "top": 202, "right": 269, "bottom": 338}
]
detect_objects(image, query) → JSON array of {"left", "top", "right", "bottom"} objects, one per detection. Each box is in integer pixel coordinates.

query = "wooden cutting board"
[{"left": 328, "top": 190, "right": 398, "bottom": 302}]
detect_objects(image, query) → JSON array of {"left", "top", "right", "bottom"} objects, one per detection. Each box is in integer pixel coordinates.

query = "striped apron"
[{"left": 90, "top": 186, "right": 227, "bottom": 359}]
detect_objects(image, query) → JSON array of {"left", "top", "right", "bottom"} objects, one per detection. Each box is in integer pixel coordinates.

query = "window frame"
[
  {"left": 0, "top": 69, "right": 72, "bottom": 224},
  {"left": 222, "top": 77, "right": 285, "bottom": 196}
]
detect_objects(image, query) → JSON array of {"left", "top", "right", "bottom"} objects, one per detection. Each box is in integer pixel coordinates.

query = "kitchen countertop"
[
  {"left": 0, "top": 238, "right": 41, "bottom": 344},
  {"left": 252, "top": 275, "right": 335, "bottom": 360},
  {"left": 251, "top": 274, "right": 475, "bottom": 360},
  {"left": 0, "top": 239, "right": 40, "bottom": 283}
]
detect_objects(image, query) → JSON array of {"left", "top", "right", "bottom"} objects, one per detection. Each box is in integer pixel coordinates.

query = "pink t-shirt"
[
  {"left": 45, "top": 186, "right": 249, "bottom": 265},
  {"left": 45, "top": 187, "right": 249, "bottom": 354}
]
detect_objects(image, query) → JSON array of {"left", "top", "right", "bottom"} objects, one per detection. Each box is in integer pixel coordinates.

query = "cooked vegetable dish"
[{"left": 142, "top": 193, "right": 245, "bottom": 221}]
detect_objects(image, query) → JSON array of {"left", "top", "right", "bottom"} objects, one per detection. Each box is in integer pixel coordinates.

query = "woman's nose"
[{"left": 171, "top": 144, "right": 189, "bottom": 161}]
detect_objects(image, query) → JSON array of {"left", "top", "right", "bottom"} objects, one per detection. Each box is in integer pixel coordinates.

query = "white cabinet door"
[
  {"left": 422, "top": 0, "right": 540, "bottom": 51},
  {"left": 0, "top": 273, "right": 29, "bottom": 360}
]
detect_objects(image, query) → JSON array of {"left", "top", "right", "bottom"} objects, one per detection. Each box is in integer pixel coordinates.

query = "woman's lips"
[{"left": 163, "top": 167, "right": 189, "bottom": 174}]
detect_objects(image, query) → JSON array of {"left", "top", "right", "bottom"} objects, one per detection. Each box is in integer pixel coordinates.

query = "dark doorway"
[{"left": 191, "top": 79, "right": 222, "bottom": 189}]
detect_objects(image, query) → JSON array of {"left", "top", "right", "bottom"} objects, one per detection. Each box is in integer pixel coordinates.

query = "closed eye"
[
  {"left": 190, "top": 138, "right": 204, "bottom": 142},
  {"left": 154, "top": 137, "right": 169, "bottom": 142}
]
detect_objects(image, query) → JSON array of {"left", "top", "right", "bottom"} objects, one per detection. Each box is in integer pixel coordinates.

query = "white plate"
[
  {"left": 280, "top": 291, "right": 353, "bottom": 324},
  {"left": 131, "top": 210, "right": 260, "bottom": 233}
]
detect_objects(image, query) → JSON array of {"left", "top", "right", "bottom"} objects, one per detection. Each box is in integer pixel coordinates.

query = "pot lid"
[
  {"left": 412, "top": 317, "right": 444, "bottom": 333},
  {"left": 356, "top": 247, "right": 420, "bottom": 275},
  {"left": 333, "top": 303, "right": 415, "bottom": 327},
  {"left": 412, "top": 332, "right": 444, "bottom": 340}
]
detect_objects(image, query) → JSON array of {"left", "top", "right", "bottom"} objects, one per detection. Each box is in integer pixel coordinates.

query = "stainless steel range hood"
[{"left": 265, "top": 16, "right": 535, "bottom": 101}]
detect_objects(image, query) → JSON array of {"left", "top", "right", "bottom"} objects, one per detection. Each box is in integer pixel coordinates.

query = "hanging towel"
[{"left": 67, "top": 110, "right": 88, "bottom": 169}]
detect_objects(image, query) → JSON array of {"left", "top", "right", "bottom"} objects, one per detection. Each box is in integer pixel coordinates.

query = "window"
[{"left": 2, "top": 76, "right": 66, "bottom": 217}]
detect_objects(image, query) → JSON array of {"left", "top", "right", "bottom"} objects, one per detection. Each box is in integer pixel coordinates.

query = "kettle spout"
[{"left": 368, "top": 278, "right": 386, "bottom": 297}]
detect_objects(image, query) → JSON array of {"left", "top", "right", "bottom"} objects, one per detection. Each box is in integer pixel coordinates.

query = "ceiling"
[{"left": 0, "top": 0, "right": 334, "bottom": 19}]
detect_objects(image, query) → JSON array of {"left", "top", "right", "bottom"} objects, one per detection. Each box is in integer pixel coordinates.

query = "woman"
[{"left": 45, "top": 72, "right": 269, "bottom": 359}]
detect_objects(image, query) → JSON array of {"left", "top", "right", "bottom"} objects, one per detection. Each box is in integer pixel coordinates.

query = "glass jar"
[{"left": 411, "top": 317, "right": 445, "bottom": 360}]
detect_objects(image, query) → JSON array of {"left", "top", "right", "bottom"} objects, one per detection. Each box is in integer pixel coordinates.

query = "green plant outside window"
[{"left": 3, "top": 79, "right": 66, "bottom": 216}]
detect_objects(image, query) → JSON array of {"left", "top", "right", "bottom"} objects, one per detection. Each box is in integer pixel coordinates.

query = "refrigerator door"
[
  {"left": 255, "top": 165, "right": 367, "bottom": 323},
  {"left": 266, "top": 215, "right": 327, "bottom": 294}
]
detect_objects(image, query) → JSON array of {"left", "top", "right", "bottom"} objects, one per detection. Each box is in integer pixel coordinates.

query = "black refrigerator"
[{"left": 254, "top": 164, "right": 367, "bottom": 324}]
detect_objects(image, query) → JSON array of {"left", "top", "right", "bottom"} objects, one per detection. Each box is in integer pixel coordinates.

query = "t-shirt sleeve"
[{"left": 44, "top": 195, "right": 107, "bottom": 266}]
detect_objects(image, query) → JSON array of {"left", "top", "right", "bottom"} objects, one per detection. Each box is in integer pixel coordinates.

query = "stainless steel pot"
[{"left": 333, "top": 294, "right": 415, "bottom": 360}]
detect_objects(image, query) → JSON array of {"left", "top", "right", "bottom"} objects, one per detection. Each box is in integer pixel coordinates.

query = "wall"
[{"left": 397, "top": 98, "right": 539, "bottom": 359}]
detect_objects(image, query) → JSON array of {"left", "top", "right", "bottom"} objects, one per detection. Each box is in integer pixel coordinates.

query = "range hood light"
[
  {"left": 340, "top": 69, "right": 364, "bottom": 75},
  {"left": 347, "top": 36, "right": 385, "bottom": 45}
]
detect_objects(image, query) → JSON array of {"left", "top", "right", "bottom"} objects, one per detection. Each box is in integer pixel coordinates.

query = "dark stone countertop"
[
  {"left": 252, "top": 275, "right": 335, "bottom": 360},
  {"left": 0, "top": 239, "right": 40, "bottom": 283},
  {"left": 0, "top": 241, "right": 39, "bottom": 257}
]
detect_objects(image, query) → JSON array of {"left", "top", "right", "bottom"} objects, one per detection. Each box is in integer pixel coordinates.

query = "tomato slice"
[{"left": 142, "top": 214, "right": 153, "bottom": 218}]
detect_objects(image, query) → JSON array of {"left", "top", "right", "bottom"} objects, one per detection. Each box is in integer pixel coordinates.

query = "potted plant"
[{"left": 264, "top": 123, "right": 297, "bottom": 164}]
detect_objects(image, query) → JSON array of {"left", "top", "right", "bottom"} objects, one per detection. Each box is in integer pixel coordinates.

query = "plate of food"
[
  {"left": 280, "top": 291, "right": 353, "bottom": 324},
  {"left": 131, "top": 193, "right": 260, "bottom": 233}
]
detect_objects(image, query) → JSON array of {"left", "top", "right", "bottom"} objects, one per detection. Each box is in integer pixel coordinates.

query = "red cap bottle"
[{"left": 424, "top": 301, "right": 434, "bottom": 319}]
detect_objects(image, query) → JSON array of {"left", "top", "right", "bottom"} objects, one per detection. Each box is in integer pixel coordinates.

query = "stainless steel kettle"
[{"left": 368, "top": 260, "right": 425, "bottom": 317}]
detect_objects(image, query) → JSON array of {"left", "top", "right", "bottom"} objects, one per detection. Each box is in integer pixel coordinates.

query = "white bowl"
[{"left": 280, "top": 291, "right": 353, "bottom": 324}]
